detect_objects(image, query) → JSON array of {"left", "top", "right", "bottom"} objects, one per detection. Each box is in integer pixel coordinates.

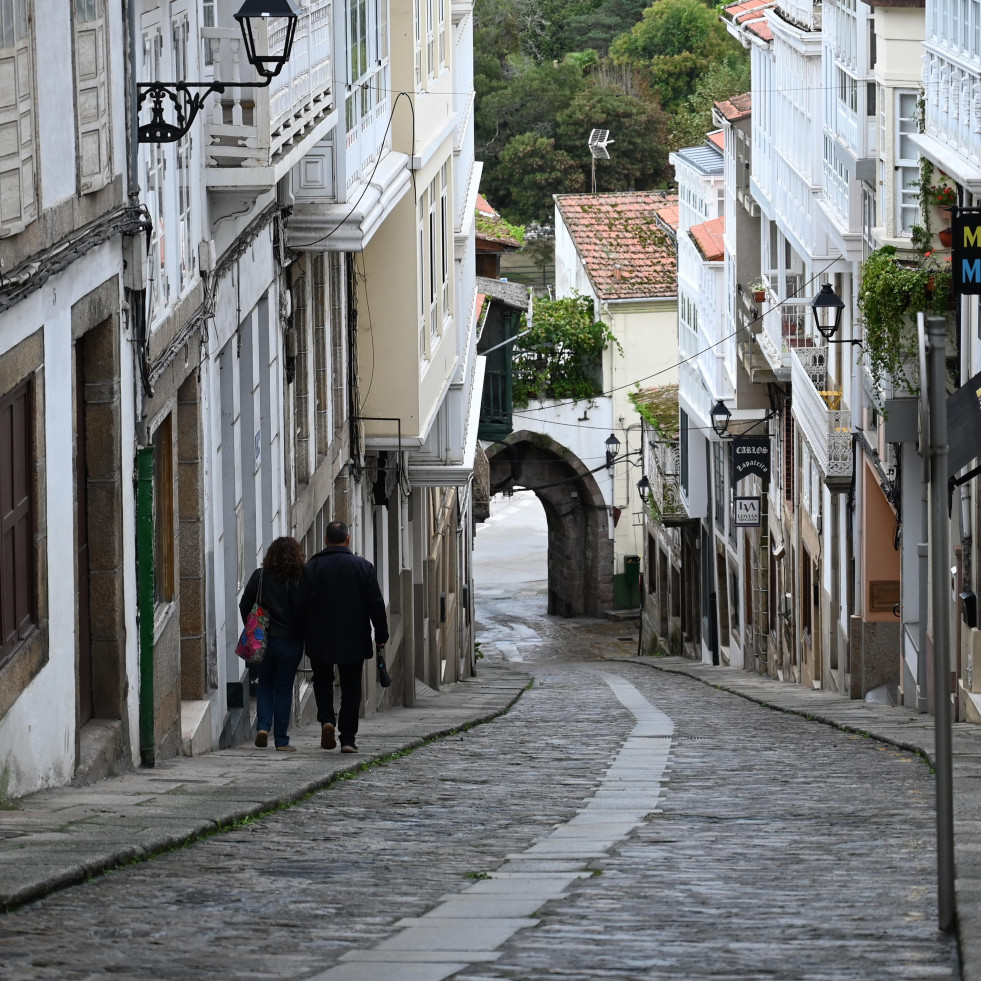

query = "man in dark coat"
[{"left": 296, "top": 520, "right": 389, "bottom": 753}]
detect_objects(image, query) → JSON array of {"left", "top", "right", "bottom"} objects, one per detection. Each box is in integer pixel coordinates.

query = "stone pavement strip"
[
  {"left": 0, "top": 662, "right": 531, "bottom": 914},
  {"left": 613, "top": 654, "right": 981, "bottom": 981}
]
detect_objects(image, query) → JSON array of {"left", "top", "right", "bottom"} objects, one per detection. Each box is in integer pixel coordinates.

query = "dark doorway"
[{"left": 74, "top": 338, "right": 93, "bottom": 725}]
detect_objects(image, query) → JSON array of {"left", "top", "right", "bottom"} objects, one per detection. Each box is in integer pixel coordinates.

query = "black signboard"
[
  {"left": 948, "top": 368, "right": 981, "bottom": 477},
  {"left": 731, "top": 435, "right": 770, "bottom": 482},
  {"left": 951, "top": 208, "right": 981, "bottom": 295}
]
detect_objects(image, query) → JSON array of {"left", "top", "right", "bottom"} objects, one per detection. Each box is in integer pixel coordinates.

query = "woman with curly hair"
[{"left": 239, "top": 536, "right": 306, "bottom": 751}]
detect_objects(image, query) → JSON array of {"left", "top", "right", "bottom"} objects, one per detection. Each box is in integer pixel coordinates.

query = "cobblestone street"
[
  {"left": 0, "top": 588, "right": 958, "bottom": 979},
  {"left": 0, "top": 495, "right": 962, "bottom": 979}
]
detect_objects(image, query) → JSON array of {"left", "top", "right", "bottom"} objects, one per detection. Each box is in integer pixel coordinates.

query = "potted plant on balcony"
[
  {"left": 857, "top": 245, "right": 952, "bottom": 396},
  {"left": 748, "top": 277, "right": 767, "bottom": 303}
]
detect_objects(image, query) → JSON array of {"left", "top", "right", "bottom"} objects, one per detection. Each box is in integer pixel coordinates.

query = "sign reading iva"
[
  {"left": 952, "top": 208, "right": 981, "bottom": 294},
  {"left": 731, "top": 435, "right": 771, "bottom": 482}
]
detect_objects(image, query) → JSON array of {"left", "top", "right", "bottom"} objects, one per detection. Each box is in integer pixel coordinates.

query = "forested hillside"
[{"left": 474, "top": 0, "right": 750, "bottom": 227}]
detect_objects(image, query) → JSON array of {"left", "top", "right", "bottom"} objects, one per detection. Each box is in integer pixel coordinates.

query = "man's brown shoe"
[
  {"left": 321, "top": 723, "right": 337, "bottom": 750},
  {"left": 255, "top": 730, "right": 268, "bottom": 748}
]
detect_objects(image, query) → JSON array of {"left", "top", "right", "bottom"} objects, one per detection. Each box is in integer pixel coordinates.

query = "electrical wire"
[
  {"left": 512, "top": 254, "right": 843, "bottom": 414},
  {"left": 291, "top": 91, "right": 416, "bottom": 253}
]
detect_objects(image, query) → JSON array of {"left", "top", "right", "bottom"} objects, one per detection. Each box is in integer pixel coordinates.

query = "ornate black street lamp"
[
  {"left": 810, "top": 283, "right": 846, "bottom": 340},
  {"left": 637, "top": 475, "right": 651, "bottom": 503},
  {"left": 138, "top": 0, "right": 301, "bottom": 144},
  {"left": 710, "top": 398, "right": 732, "bottom": 439},
  {"left": 605, "top": 433, "right": 621, "bottom": 469}
]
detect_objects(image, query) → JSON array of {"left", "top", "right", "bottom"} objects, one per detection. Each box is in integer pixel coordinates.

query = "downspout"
[{"left": 136, "top": 447, "right": 156, "bottom": 767}]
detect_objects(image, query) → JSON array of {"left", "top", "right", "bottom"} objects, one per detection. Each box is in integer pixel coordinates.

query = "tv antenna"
[{"left": 588, "top": 128, "right": 614, "bottom": 192}]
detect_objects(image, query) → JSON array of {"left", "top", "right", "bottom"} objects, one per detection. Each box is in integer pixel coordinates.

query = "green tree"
[
  {"left": 669, "top": 54, "right": 751, "bottom": 149},
  {"left": 555, "top": 80, "right": 670, "bottom": 191},
  {"left": 511, "top": 292, "right": 620, "bottom": 405},
  {"left": 556, "top": 0, "right": 652, "bottom": 57},
  {"left": 610, "top": 0, "right": 738, "bottom": 109},
  {"left": 493, "top": 133, "right": 587, "bottom": 223}
]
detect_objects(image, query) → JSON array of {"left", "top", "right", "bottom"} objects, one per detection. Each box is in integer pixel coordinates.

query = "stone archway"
[{"left": 486, "top": 431, "right": 613, "bottom": 617}]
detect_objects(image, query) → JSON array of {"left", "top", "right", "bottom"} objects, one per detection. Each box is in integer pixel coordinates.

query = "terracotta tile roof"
[
  {"left": 722, "top": 0, "right": 774, "bottom": 40},
  {"left": 554, "top": 191, "right": 678, "bottom": 300},
  {"left": 707, "top": 130, "right": 726, "bottom": 152},
  {"left": 656, "top": 203, "right": 680, "bottom": 234},
  {"left": 723, "top": 0, "right": 773, "bottom": 23},
  {"left": 715, "top": 93, "right": 752, "bottom": 122},
  {"left": 689, "top": 216, "right": 725, "bottom": 262},
  {"left": 475, "top": 198, "right": 523, "bottom": 250},
  {"left": 476, "top": 193, "right": 495, "bottom": 215}
]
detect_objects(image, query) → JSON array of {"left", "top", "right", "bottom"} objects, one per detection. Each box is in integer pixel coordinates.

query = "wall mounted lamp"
[
  {"left": 810, "top": 283, "right": 861, "bottom": 345},
  {"left": 138, "top": 0, "right": 301, "bottom": 144},
  {"left": 710, "top": 399, "right": 732, "bottom": 439},
  {"left": 711, "top": 397, "right": 778, "bottom": 439},
  {"left": 637, "top": 475, "right": 651, "bottom": 503},
  {"left": 605, "top": 433, "right": 621, "bottom": 469}
]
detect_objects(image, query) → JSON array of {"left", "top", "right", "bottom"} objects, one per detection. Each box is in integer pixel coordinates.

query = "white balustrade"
[
  {"left": 203, "top": 0, "right": 334, "bottom": 173},
  {"left": 791, "top": 346, "right": 853, "bottom": 479},
  {"left": 923, "top": 47, "right": 981, "bottom": 166}
]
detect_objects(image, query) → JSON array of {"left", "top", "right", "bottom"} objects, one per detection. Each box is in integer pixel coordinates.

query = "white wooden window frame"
[
  {"left": 0, "top": 0, "right": 36, "bottom": 235},
  {"left": 74, "top": 0, "right": 111, "bottom": 195}
]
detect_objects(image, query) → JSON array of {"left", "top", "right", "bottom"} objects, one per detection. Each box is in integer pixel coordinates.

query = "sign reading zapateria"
[{"left": 731, "top": 435, "right": 770, "bottom": 482}]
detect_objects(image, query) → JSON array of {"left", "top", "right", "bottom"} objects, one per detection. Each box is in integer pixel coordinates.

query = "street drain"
[{"left": 618, "top": 637, "right": 635, "bottom": 642}]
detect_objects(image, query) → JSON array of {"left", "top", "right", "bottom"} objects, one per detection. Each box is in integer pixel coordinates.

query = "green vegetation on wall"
[{"left": 511, "top": 292, "right": 621, "bottom": 406}]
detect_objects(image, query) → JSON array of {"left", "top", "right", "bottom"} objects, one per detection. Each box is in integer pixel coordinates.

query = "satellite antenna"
[{"left": 588, "top": 128, "right": 614, "bottom": 192}]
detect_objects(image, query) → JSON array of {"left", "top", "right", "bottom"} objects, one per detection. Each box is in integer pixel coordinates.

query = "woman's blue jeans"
[{"left": 255, "top": 637, "right": 303, "bottom": 747}]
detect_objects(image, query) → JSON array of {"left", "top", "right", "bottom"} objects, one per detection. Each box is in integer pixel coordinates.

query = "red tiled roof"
[
  {"left": 656, "top": 203, "right": 680, "bottom": 233},
  {"left": 723, "top": 0, "right": 773, "bottom": 22},
  {"left": 707, "top": 130, "right": 726, "bottom": 152},
  {"left": 476, "top": 193, "right": 495, "bottom": 215},
  {"left": 715, "top": 92, "right": 752, "bottom": 122},
  {"left": 689, "top": 216, "right": 725, "bottom": 262},
  {"left": 554, "top": 191, "right": 678, "bottom": 300},
  {"left": 723, "top": 0, "right": 774, "bottom": 40}
]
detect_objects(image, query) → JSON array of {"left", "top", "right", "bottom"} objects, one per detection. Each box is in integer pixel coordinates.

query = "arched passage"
[{"left": 486, "top": 431, "right": 613, "bottom": 617}]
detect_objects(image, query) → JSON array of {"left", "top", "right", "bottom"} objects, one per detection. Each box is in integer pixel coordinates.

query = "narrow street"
[{"left": 0, "top": 494, "right": 959, "bottom": 979}]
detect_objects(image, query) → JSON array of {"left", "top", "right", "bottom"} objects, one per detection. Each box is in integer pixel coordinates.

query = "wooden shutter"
[
  {"left": 75, "top": 0, "right": 111, "bottom": 193},
  {"left": 0, "top": 381, "right": 33, "bottom": 661},
  {"left": 0, "top": 1, "right": 37, "bottom": 234}
]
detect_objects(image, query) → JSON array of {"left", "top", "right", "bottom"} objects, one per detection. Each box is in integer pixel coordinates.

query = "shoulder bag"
[{"left": 235, "top": 570, "right": 269, "bottom": 665}]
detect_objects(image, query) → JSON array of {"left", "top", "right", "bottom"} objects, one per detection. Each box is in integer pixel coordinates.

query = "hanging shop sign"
[
  {"left": 731, "top": 435, "right": 770, "bottom": 482},
  {"left": 952, "top": 207, "right": 981, "bottom": 295},
  {"left": 947, "top": 368, "right": 981, "bottom": 477},
  {"left": 734, "top": 496, "right": 762, "bottom": 527}
]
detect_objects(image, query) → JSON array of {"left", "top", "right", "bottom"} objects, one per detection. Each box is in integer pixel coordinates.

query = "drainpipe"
[{"left": 136, "top": 447, "right": 155, "bottom": 767}]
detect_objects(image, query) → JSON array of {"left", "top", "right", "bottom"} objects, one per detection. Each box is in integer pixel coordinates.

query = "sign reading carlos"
[{"left": 731, "top": 435, "right": 770, "bottom": 483}]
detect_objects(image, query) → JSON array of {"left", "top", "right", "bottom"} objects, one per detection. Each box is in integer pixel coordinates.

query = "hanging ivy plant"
[
  {"left": 857, "top": 245, "right": 951, "bottom": 395},
  {"left": 511, "top": 292, "right": 622, "bottom": 407}
]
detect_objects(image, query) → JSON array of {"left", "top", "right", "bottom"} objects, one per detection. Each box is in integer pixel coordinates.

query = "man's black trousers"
[{"left": 311, "top": 662, "right": 363, "bottom": 744}]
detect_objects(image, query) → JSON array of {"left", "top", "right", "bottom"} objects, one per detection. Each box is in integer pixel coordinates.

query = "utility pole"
[{"left": 925, "top": 314, "right": 955, "bottom": 931}]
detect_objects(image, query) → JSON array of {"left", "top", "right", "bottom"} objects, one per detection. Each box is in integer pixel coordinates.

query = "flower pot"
[
  {"left": 939, "top": 227, "right": 953, "bottom": 248},
  {"left": 753, "top": 290, "right": 766, "bottom": 302}
]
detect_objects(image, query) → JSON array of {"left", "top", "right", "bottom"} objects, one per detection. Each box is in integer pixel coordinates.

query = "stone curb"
[{"left": 0, "top": 662, "right": 532, "bottom": 914}]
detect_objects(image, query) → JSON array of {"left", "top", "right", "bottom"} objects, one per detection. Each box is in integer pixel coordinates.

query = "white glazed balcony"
[
  {"left": 921, "top": 47, "right": 981, "bottom": 169},
  {"left": 202, "top": 1, "right": 334, "bottom": 183},
  {"left": 790, "top": 346, "right": 853, "bottom": 481}
]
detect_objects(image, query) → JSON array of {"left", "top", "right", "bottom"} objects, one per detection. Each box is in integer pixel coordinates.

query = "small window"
[{"left": 0, "top": 379, "right": 35, "bottom": 665}]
